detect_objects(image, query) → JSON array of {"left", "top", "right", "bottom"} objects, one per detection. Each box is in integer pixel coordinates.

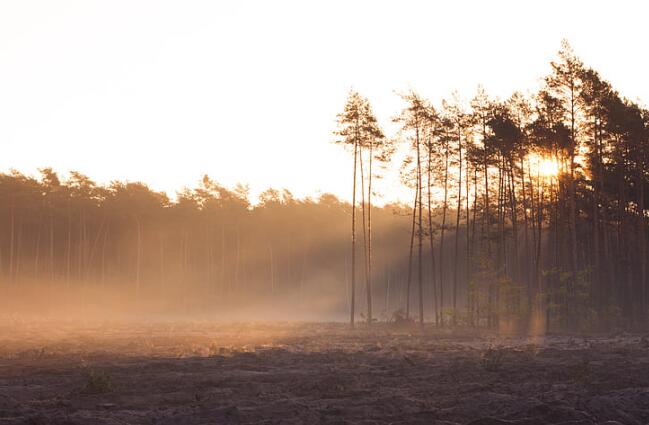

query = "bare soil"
[{"left": 1, "top": 320, "right": 648, "bottom": 424}]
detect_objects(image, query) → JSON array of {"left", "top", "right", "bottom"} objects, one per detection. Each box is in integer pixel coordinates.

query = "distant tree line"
[
  {"left": 336, "top": 40, "right": 649, "bottom": 331},
  {"left": 0, "top": 169, "right": 413, "bottom": 317}
]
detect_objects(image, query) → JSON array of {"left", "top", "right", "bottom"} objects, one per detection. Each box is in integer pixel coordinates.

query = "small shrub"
[
  {"left": 390, "top": 309, "right": 415, "bottom": 327},
  {"left": 523, "top": 343, "right": 540, "bottom": 360},
  {"left": 572, "top": 358, "right": 591, "bottom": 384},
  {"left": 360, "top": 312, "right": 379, "bottom": 323},
  {"left": 640, "top": 336, "right": 649, "bottom": 348},
  {"left": 82, "top": 368, "right": 114, "bottom": 394},
  {"left": 481, "top": 346, "right": 505, "bottom": 372}
]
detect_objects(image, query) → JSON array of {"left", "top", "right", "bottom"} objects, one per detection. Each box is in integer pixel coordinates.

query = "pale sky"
[{"left": 1, "top": 0, "right": 647, "bottom": 203}]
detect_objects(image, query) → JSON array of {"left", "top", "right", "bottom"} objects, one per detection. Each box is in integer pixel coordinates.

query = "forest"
[
  {"left": 2, "top": 41, "right": 649, "bottom": 332},
  {"left": 336, "top": 40, "right": 649, "bottom": 332},
  {"left": 0, "top": 168, "right": 414, "bottom": 319}
]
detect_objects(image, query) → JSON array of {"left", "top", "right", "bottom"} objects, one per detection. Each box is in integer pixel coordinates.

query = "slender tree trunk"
[
  {"left": 496, "top": 157, "right": 506, "bottom": 327},
  {"left": 568, "top": 87, "right": 578, "bottom": 324},
  {"left": 34, "top": 219, "right": 42, "bottom": 281},
  {"left": 15, "top": 220, "right": 22, "bottom": 283},
  {"left": 86, "top": 218, "right": 105, "bottom": 281},
  {"left": 466, "top": 160, "right": 472, "bottom": 324},
  {"left": 66, "top": 202, "right": 71, "bottom": 288},
  {"left": 639, "top": 175, "right": 646, "bottom": 321},
  {"left": 439, "top": 141, "right": 450, "bottom": 327},
  {"left": 520, "top": 156, "right": 532, "bottom": 311},
  {"left": 359, "top": 146, "right": 371, "bottom": 324},
  {"left": 405, "top": 184, "right": 418, "bottom": 320},
  {"left": 9, "top": 200, "right": 15, "bottom": 283},
  {"left": 535, "top": 175, "right": 544, "bottom": 322},
  {"left": 592, "top": 137, "right": 602, "bottom": 315},
  {"left": 300, "top": 246, "right": 306, "bottom": 303},
  {"left": 568, "top": 152, "right": 578, "bottom": 318},
  {"left": 427, "top": 142, "right": 439, "bottom": 326},
  {"left": 385, "top": 268, "right": 391, "bottom": 316},
  {"left": 528, "top": 160, "right": 538, "bottom": 305},
  {"left": 367, "top": 142, "right": 374, "bottom": 324},
  {"left": 235, "top": 226, "right": 240, "bottom": 291},
  {"left": 48, "top": 212, "right": 55, "bottom": 282},
  {"left": 101, "top": 223, "right": 109, "bottom": 287},
  {"left": 221, "top": 225, "right": 226, "bottom": 295},
  {"left": 207, "top": 225, "right": 213, "bottom": 293},
  {"left": 78, "top": 210, "right": 83, "bottom": 282},
  {"left": 159, "top": 233, "right": 165, "bottom": 293},
  {"left": 552, "top": 175, "right": 560, "bottom": 330},
  {"left": 508, "top": 165, "right": 520, "bottom": 314},
  {"left": 136, "top": 216, "right": 142, "bottom": 298},
  {"left": 416, "top": 124, "right": 424, "bottom": 326},
  {"left": 483, "top": 123, "right": 491, "bottom": 255},
  {"left": 350, "top": 138, "right": 358, "bottom": 328},
  {"left": 269, "top": 243, "right": 275, "bottom": 293},
  {"left": 452, "top": 126, "right": 463, "bottom": 326}
]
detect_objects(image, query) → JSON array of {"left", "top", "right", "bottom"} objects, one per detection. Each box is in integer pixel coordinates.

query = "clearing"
[{"left": 0, "top": 320, "right": 648, "bottom": 424}]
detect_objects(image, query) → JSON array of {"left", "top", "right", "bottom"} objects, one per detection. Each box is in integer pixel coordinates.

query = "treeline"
[
  {"left": 0, "top": 170, "right": 414, "bottom": 317},
  {"left": 336, "top": 40, "right": 649, "bottom": 331}
]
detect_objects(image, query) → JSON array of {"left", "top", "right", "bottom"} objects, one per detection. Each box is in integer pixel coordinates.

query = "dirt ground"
[{"left": 1, "top": 320, "right": 649, "bottom": 424}]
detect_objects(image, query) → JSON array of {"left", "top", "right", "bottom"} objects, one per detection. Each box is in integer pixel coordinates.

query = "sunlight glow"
[
  {"left": 530, "top": 154, "right": 560, "bottom": 178},
  {"left": 0, "top": 1, "right": 648, "bottom": 203}
]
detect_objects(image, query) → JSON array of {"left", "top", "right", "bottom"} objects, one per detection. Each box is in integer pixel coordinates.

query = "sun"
[
  {"left": 529, "top": 153, "right": 560, "bottom": 178},
  {"left": 538, "top": 157, "right": 560, "bottom": 177}
]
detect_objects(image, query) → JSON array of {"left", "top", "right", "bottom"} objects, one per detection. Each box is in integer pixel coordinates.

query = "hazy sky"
[{"left": 1, "top": 0, "right": 647, "bottom": 203}]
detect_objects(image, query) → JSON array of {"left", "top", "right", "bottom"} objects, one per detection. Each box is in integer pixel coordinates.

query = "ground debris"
[{"left": 1, "top": 321, "right": 648, "bottom": 424}]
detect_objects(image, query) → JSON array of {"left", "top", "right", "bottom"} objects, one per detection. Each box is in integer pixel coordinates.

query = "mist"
[{"left": 1, "top": 9, "right": 648, "bottom": 421}]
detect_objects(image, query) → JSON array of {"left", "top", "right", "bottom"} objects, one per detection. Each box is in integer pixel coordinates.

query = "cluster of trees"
[
  {"left": 3, "top": 41, "right": 647, "bottom": 330},
  {"left": 0, "top": 169, "right": 414, "bottom": 317},
  {"left": 336, "top": 40, "right": 649, "bottom": 331}
]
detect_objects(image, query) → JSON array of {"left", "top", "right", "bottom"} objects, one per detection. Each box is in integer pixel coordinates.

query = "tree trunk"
[
  {"left": 520, "top": 156, "right": 532, "bottom": 311},
  {"left": 49, "top": 212, "right": 55, "bottom": 282},
  {"left": 439, "top": 140, "right": 450, "bottom": 327},
  {"left": 416, "top": 124, "right": 424, "bottom": 326},
  {"left": 350, "top": 138, "right": 358, "bottom": 327},
  {"left": 427, "top": 142, "right": 439, "bottom": 326},
  {"left": 9, "top": 200, "right": 16, "bottom": 283},
  {"left": 466, "top": 160, "right": 472, "bottom": 324},
  {"left": 452, "top": 125, "right": 463, "bottom": 326},
  {"left": 66, "top": 202, "right": 72, "bottom": 288},
  {"left": 405, "top": 184, "right": 418, "bottom": 320},
  {"left": 367, "top": 142, "right": 374, "bottom": 325},
  {"left": 359, "top": 146, "right": 371, "bottom": 324},
  {"left": 269, "top": 243, "right": 275, "bottom": 293},
  {"left": 34, "top": 219, "right": 42, "bottom": 281},
  {"left": 136, "top": 216, "right": 142, "bottom": 298},
  {"left": 639, "top": 175, "right": 646, "bottom": 321}
]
